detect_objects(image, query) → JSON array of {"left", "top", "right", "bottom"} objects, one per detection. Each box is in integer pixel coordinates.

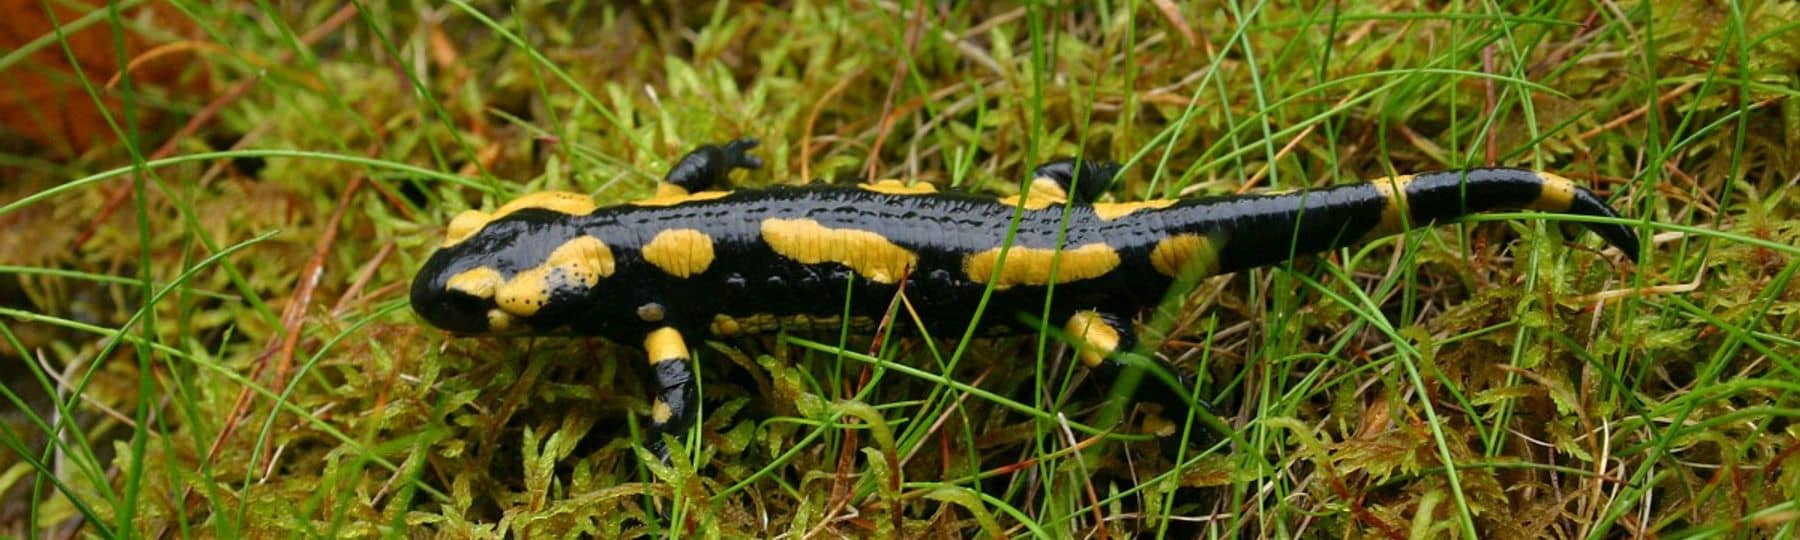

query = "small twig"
[
  {"left": 331, "top": 242, "right": 395, "bottom": 316},
  {"left": 896, "top": 369, "right": 989, "bottom": 468},
  {"left": 1150, "top": 0, "right": 1196, "bottom": 46},
  {"left": 37, "top": 350, "right": 135, "bottom": 427},
  {"left": 1057, "top": 413, "right": 1109, "bottom": 540},
  {"left": 1577, "top": 80, "right": 1700, "bottom": 141},
  {"left": 1238, "top": 118, "right": 1321, "bottom": 194},
  {"left": 1482, "top": 44, "right": 1498, "bottom": 165}
]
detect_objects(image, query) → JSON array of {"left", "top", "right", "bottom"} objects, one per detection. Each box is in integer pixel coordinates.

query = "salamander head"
[{"left": 411, "top": 193, "right": 610, "bottom": 335}]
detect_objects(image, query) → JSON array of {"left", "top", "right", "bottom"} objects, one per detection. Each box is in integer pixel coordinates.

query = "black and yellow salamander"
[{"left": 411, "top": 138, "right": 1640, "bottom": 460}]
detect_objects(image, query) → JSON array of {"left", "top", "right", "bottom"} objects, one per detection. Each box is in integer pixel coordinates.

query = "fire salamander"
[{"left": 411, "top": 138, "right": 1641, "bottom": 460}]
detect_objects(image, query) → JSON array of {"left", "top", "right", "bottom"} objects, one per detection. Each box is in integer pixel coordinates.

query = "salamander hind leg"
[
  {"left": 642, "top": 327, "right": 699, "bottom": 462},
  {"left": 1034, "top": 157, "right": 1121, "bottom": 204},
  {"left": 1002, "top": 157, "right": 1121, "bottom": 209},
  {"left": 660, "top": 138, "right": 763, "bottom": 196}
]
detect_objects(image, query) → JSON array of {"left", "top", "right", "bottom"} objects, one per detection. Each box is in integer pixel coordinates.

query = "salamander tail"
[{"left": 1530, "top": 172, "right": 1641, "bottom": 263}]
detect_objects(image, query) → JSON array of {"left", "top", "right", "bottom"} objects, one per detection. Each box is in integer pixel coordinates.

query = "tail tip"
[{"left": 1566, "top": 187, "right": 1642, "bottom": 264}]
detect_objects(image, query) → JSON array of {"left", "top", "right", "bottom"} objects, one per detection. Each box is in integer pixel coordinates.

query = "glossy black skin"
[
  {"left": 1191, "top": 168, "right": 1639, "bottom": 267},
  {"left": 415, "top": 173, "right": 1640, "bottom": 341},
  {"left": 411, "top": 139, "right": 1641, "bottom": 460}
]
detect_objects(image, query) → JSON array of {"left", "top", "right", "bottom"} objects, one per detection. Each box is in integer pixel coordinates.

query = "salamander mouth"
[{"left": 427, "top": 291, "right": 494, "bottom": 334}]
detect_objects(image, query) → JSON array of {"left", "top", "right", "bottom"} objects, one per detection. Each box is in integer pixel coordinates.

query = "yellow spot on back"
[
  {"left": 544, "top": 236, "right": 615, "bottom": 284},
  {"left": 641, "top": 229, "right": 716, "bottom": 278},
  {"left": 1529, "top": 172, "right": 1579, "bottom": 212},
  {"left": 1029, "top": 177, "right": 1069, "bottom": 200},
  {"left": 442, "top": 192, "right": 598, "bottom": 247},
  {"left": 998, "top": 177, "right": 1070, "bottom": 210},
  {"left": 760, "top": 218, "right": 917, "bottom": 284},
  {"left": 645, "top": 327, "right": 689, "bottom": 364},
  {"left": 655, "top": 183, "right": 690, "bottom": 197},
  {"left": 494, "top": 236, "right": 615, "bottom": 316},
  {"left": 1363, "top": 174, "right": 1418, "bottom": 240},
  {"left": 632, "top": 190, "right": 731, "bottom": 207},
  {"left": 445, "top": 267, "right": 503, "bottom": 298},
  {"left": 963, "top": 243, "right": 1120, "bottom": 289},
  {"left": 1064, "top": 311, "right": 1122, "bottom": 367},
  {"left": 1150, "top": 234, "right": 1219, "bottom": 278},
  {"left": 859, "top": 179, "right": 937, "bottom": 195},
  {"left": 1091, "top": 199, "right": 1178, "bottom": 220}
]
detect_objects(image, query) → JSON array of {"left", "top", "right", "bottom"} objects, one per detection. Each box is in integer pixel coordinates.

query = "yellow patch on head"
[
  {"left": 444, "top": 211, "right": 492, "bottom": 248},
  {"left": 496, "top": 191, "right": 599, "bottom": 217},
  {"left": 760, "top": 218, "right": 918, "bottom": 284},
  {"left": 1064, "top": 310, "right": 1122, "bottom": 367},
  {"left": 632, "top": 190, "right": 731, "bottom": 207},
  {"left": 442, "top": 192, "right": 598, "bottom": 247},
  {"left": 1091, "top": 199, "right": 1177, "bottom": 220},
  {"left": 963, "top": 243, "right": 1120, "bottom": 289},
  {"left": 641, "top": 229, "right": 716, "bottom": 278},
  {"left": 859, "top": 179, "right": 938, "bottom": 195},
  {"left": 1150, "top": 234, "right": 1219, "bottom": 278},
  {"left": 445, "top": 267, "right": 503, "bottom": 298},
  {"left": 1529, "top": 172, "right": 1579, "bottom": 212},
  {"left": 494, "top": 269, "right": 550, "bottom": 315},
  {"left": 644, "top": 327, "right": 689, "bottom": 364},
  {"left": 1362, "top": 174, "right": 1417, "bottom": 240},
  {"left": 493, "top": 236, "right": 615, "bottom": 316}
]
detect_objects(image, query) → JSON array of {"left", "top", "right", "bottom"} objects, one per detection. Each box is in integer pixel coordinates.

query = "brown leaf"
[{"left": 0, "top": 0, "right": 203, "bottom": 155}]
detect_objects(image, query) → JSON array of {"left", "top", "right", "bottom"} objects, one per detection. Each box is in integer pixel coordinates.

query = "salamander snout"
[{"left": 410, "top": 254, "right": 503, "bottom": 335}]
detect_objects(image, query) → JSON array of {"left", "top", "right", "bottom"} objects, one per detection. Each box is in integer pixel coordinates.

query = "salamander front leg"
[
  {"left": 1065, "top": 310, "right": 1215, "bottom": 445},
  {"left": 660, "top": 138, "right": 763, "bottom": 196},
  {"left": 642, "top": 327, "right": 698, "bottom": 461},
  {"left": 1064, "top": 310, "right": 1137, "bottom": 369}
]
